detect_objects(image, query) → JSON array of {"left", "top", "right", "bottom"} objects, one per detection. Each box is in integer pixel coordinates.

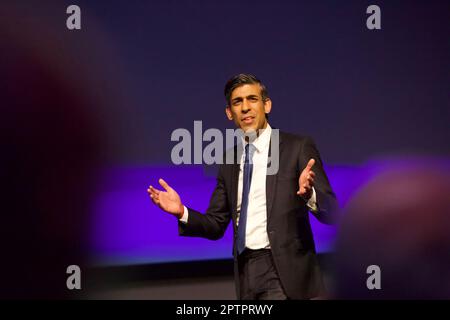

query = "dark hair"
[{"left": 224, "top": 73, "right": 269, "bottom": 105}]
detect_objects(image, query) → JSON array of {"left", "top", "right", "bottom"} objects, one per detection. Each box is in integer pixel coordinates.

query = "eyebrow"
[{"left": 231, "top": 94, "right": 260, "bottom": 103}]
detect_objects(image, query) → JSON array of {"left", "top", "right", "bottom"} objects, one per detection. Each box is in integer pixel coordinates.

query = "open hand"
[
  {"left": 297, "top": 158, "right": 315, "bottom": 200},
  {"left": 148, "top": 178, "right": 184, "bottom": 219}
]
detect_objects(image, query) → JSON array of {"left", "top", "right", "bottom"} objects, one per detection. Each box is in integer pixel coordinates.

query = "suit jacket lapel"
[
  {"left": 230, "top": 144, "right": 240, "bottom": 223},
  {"left": 266, "top": 130, "right": 283, "bottom": 224}
]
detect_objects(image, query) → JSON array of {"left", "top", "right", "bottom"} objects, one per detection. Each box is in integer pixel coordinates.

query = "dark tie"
[{"left": 237, "top": 143, "right": 256, "bottom": 254}]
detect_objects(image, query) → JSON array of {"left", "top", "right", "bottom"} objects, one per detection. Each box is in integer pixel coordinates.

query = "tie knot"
[
  {"left": 246, "top": 143, "right": 256, "bottom": 154},
  {"left": 245, "top": 143, "right": 256, "bottom": 163}
]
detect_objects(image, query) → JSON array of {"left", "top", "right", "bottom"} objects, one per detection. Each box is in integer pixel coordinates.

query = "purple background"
[
  {"left": 91, "top": 165, "right": 337, "bottom": 265},
  {"left": 90, "top": 158, "right": 450, "bottom": 266}
]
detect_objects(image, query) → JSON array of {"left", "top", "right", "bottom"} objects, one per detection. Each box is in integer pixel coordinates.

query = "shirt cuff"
[
  {"left": 179, "top": 206, "right": 189, "bottom": 224},
  {"left": 306, "top": 187, "right": 318, "bottom": 212}
]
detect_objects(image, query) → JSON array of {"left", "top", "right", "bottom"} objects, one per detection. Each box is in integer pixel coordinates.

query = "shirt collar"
[{"left": 241, "top": 123, "right": 272, "bottom": 153}]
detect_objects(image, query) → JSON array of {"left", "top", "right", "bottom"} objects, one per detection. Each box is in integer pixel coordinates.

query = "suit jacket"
[{"left": 179, "top": 130, "right": 338, "bottom": 299}]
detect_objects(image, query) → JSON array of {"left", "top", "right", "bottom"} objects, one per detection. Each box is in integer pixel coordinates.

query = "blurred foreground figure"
[
  {"left": 334, "top": 164, "right": 450, "bottom": 299},
  {"left": 0, "top": 2, "right": 104, "bottom": 298},
  {"left": 0, "top": 52, "right": 100, "bottom": 298}
]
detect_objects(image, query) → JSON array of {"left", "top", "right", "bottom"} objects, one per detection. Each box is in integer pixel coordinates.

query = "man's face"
[{"left": 225, "top": 83, "right": 272, "bottom": 132}]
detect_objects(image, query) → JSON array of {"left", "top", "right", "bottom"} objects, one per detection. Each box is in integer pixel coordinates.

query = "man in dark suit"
[{"left": 148, "top": 74, "right": 338, "bottom": 299}]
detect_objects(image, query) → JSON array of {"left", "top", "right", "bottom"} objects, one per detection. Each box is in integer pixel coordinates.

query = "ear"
[
  {"left": 225, "top": 106, "right": 233, "bottom": 121},
  {"left": 264, "top": 98, "right": 272, "bottom": 115}
]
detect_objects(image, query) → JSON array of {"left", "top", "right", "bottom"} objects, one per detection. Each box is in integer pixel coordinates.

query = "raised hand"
[
  {"left": 147, "top": 178, "right": 184, "bottom": 219},
  {"left": 297, "top": 158, "right": 316, "bottom": 200}
]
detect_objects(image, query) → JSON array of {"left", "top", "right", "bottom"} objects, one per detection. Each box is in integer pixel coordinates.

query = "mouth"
[{"left": 241, "top": 116, "right": 255, "bottom": 124}]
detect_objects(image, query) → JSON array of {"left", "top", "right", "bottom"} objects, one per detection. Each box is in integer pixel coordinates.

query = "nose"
[{"left": 241, "top": 99, "right": 250, "bottom": 113}]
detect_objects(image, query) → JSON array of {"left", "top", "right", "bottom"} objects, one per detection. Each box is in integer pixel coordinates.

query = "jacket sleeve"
[{"left": 178, "top": 164, "right": 232, "bottom": 240}]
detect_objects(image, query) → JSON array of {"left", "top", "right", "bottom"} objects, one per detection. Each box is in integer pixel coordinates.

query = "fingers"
[
  {"left": 147, "top": 185, "right": 161, "bottom": 205},
  {"left": 306, "top": 158, "right": 315, "bottom": 170},
  {"left": 147, "top": 186, "right": 160, "bottom": 198},
  {"left": 148, "top": 190, "right": 160, "bottom": 205},
  {"left": 148, "top": 185, "right": 160, "bottom": 195},
  {"left": 297, "top": 171, "right": 315, "bottom": 196},
  {"left": 298, "top": 170, "right": 315, "bottom": 187},
  {"left": 148, "top": 189, "right": 158, "bottom": 199},
  {"left": 147, "top": 179, "right": 171, "bottom": 203},
  {"left": 158, "top": 178, "right": 171, "bottom": 192},
  {"left": 297, "top": 160, "right": 316, "bottom": 198},
  {"left": 296, "top": 184, "right": 312, "bottom": 195},
  {"left": 307, "top": 171, "right": 315, "bottom": 185},
  {"left": 150, "top": 194, "right": 160, "bottom": 205},
  {"left": 297, "top": 182, "right": 312, "bottom": 194}
]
